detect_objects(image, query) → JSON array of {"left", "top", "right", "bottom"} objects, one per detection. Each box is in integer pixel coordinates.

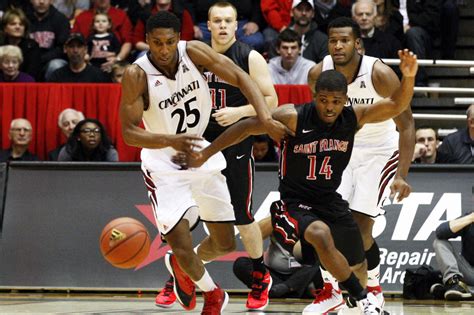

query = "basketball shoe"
[
  {"left": 155, "top": 275, "right": 177, "bottom": 308},
  {"left": 367, "top": 285, "right": 385, "bottom": 309},
  {"left": 357, "top": 292, "right": 383, "bottom": 315},
  {"left": 202, "top": 285, "right": 229, "bottom": 315},
  {"left": 164, "top": 252, "right": 196, "bottom": 310},
  {"left": 303, "top": 282, "right": 345, "bottom": 314},
  {"left": 246, "top": 270, "right": 272, "bottom": 310}
]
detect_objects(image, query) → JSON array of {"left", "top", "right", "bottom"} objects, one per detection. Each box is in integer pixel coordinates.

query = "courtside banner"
[{"left": 0, "top": 162, "right": 471, "bottom": 292}]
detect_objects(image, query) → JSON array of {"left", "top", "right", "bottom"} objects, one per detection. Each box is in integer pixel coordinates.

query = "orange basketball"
[{"left": 100, "top": 217, "right": 151, "bottom": 269}]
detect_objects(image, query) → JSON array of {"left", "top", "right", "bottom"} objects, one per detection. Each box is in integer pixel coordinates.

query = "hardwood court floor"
[{"left": 0, "top": 293, "right": 472, "bottom": 314}]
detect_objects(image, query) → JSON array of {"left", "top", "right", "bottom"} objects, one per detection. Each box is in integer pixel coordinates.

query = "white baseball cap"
[{"left": 292, "top": 0, "right": 314, "bottom": 9}]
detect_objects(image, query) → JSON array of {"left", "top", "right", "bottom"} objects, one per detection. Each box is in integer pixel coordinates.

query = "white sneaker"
[
  {"left": 357, "top": 292, "right": 383, "bottom": 315},
  {"left": 303, "top": 283, "right": 345, "bottom": 314},
  {"left": 367, "top": 285, "right": 385, "bottom": 309}
]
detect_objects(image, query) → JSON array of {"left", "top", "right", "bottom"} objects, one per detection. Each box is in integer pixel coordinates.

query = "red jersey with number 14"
[{"left": 279, "top": 103, "right": 357, "bottom": 209}]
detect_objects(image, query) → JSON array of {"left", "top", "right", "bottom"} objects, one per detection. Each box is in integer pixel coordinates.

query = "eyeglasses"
[
  {"left": 10, "top": 127, "right": 31, "bottom": 133},
  {"left": 80, "top": 128, "right": 101, "bottom": 134}
]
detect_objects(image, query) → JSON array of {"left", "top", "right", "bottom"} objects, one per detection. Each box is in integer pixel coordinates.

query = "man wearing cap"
[
  {"left": 48, "top": 33, "right": 110, "bottom": 83},
  {"left": 290, "top": 0, "right": 328, "bottom": 63}
]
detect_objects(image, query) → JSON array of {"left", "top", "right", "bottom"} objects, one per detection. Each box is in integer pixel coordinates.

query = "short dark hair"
[
  {"left": 328, "top": 17, "right": 361, "bottom": 39},
  {"left": 315, "top": 70, "right": 348, "bottom": 94},
  {"left": 146, "top": 11, "right": 181, "bottom": 34},
  {"left": 416, "top": 126, "right": 438, "bottom": 138},
  {"left": 276, "top": 28, "right": 302, "bottom": 48}
]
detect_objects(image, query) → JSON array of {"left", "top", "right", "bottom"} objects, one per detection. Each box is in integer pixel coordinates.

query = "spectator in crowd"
[
  {"left": 0, "top": 8, "right": 42, "bottom": 79},
  {"left": 58, "top": 118, "right": 118, "bottom": 161},
  {"left": 440, "top": 0, "right": 459, "bottom": 59},
  {"left": 72, "top": 0, "right": 132, "bottom": 69},
  {"left": 0, "top": 118, "right": 39, "bottom": 162},
  {"left": 27, "top": 0, "right": 70, "bottom": 81},
  {"left": 436, "top": 104, "right": 474, "bottom": 164},
  {"left": 399, "top": 0, "right": 442, "bottom": 86},
  {"left": 48, "top": 108, "right": 85, "bottom": 161},
  {"left": 252, "top": 134, "right": 278, "bottom": 162},
  {"left": 431, "top": 212, "right": 473, "bottom": 300},
  {"left": 412, "top": 126, "right": 440, "bottom": 163},
  {"left": 352, "top": 0, "right": 401, "bottom": 58},
  {"left": 110, "top": 61, "right": 127, "bottom": 83},
  {"left": 191, "top": 0, "right": 266, "bottom": 51},
  {"left": 86, "top": 12, "right": 121, "bottom": 71},
  {"left": 260, "top": 0, "right": 292, "bottom": 55},
  {"left": 53, "top": 0, "right": 90, "bottom": 22},
  {"left": 290, "top": 0, "right": 328, "bottom": 63},
  {"left": 233, "top": 217, "right": 323, "bottom": 298},
  {"left": 0, "top": 45, "right": 35, "bottom": 82},
  {"left": 132, "top": 0, "right": 194, "bottom": 59},
  {"left": 268, "top": 28, "right": 316, "bottom": 84},
  {"left": 374, "top": 0, "right": 403, "bottom": 43},
  {"left": 48, "top": 33, "right": 110, "bottom": 82},
  {"left": 312, "top": 0, "right": 352, "bottom": 34}
]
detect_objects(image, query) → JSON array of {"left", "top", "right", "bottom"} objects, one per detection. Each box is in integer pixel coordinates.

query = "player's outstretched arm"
[
  {"left": 187, "top": 41, "right": 291, "bottom": 142},
  {"left": 174, "top": 104, "right": 297, "bottom": 168},
  {"left": 355, "top": 49, "right": 417, "bottom": 126},
  {"left": 119, "top": 65, "right": 202, "bottom": 154}
]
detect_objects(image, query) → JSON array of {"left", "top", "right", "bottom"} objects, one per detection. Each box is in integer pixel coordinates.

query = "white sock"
[
  {"left": 320, "top": 267, "right": 340, "bottom": 291},
  {"left": 194, "top": 269, "right": 217, "bottom": 292},
  {"left": 367, "top": 264, "right": 381, "bottom": 287},
  {"left": 194, "top": 244, "right": 210, "bottom": 264}
]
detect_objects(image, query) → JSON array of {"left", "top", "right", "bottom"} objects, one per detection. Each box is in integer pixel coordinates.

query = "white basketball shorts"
[{"left": 337, "top": 148, "right": 399, "bottom": 217}]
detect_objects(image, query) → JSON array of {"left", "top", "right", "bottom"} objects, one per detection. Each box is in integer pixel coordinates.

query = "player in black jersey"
[
  {"left": 155, "top": 2, "right": 278, "bottom": 311},
  {"left": 173, "top": 49, "right": 418, "bottom": 315}
]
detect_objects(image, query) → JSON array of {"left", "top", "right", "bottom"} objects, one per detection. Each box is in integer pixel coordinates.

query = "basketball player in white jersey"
[
  {"left": 307, "top": 17, "right": 415, "bottom": 313},
  {"left": 120, "top": 11, "right": 288, "bottom": 315},
  {"left": 154, "top": 2, "right": 278, "bottom": 311}
]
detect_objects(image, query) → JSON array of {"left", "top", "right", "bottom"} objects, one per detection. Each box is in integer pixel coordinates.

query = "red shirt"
[
  {"left": 132, "top": 7, "right": 194, "bottom": 46},
  {"left": 261, "top": 0, "right": 292, "bottom": 31},
  {"left": 72, "top": 7, "right": 133, "bottom": 44}
]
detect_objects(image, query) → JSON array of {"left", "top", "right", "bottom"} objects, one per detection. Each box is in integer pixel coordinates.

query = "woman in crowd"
[
  {"left": 58, "top": 118, "right": 119, "bottom": 161},
  {"left": 0, "top": 45, "right": 35, "bottom": 82},
  {"left": 0, "top": 8, "right": 42, "bottom": 79}
]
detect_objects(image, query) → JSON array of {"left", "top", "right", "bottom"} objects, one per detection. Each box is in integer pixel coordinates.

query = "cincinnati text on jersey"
[
  {"left": 157, "top": 80, "right": 200, "bottom": 109},
  {"left": 347, "top": 97, "right": 374, "bottom": 106},
  {"left": 293, "top": 139, "right": 349, "bottom": 154}
]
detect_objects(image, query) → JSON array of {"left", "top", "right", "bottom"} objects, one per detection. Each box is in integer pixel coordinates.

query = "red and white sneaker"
[
  {"left": 246, "top": 270, "right": 273, "bottom": 310},
  {"left": 367, "top": 285, "right": 385, "bottom": 309},
  {"left": 202, "top": 285, "right": 229, "bottom": 315},
  {"left": 303, "top": 283, "right": 345, "bottom": 315},
  {"left": 164, "top": 252, "right": 196, "bottom": 310},
  {"left": 155, "top": 276, "right": 177, "bottom": 308}
]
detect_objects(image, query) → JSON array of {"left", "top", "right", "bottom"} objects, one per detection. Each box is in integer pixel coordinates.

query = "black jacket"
[
  {"left": 407, "top": 0, "right": 442, "bottom": 35},
  {"left": 362, "top": 28, "right": 402, "bottom": 59},
  {"left": 437, "top": 128, "right": 474, "bottom": 164}
]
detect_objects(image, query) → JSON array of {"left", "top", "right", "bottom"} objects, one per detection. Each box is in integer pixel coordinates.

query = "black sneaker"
[
  {"left": 444, "top": 275, "right": 472, "bottom": 300},
  {"left": 430, "top": 283, "right": 446, "bottom": 299}
]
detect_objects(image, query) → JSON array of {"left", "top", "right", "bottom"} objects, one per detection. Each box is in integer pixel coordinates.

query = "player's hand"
[
  {"left": 171, "top": 151, "right": 206, "bottom": 169},
  {"left": 390, "top": 176, "right": 412, "bottom": 202},
  {"left": 264, "top": 119, "right": 295, "bottom": 143},
  {"left": 242, "top": 22, "right": 259, "bottom": 35},
  {"left": 212, "top": 107, "right": 244, "bottom": 127},
  {"left": 412, "top": 143, "right": 426, "bottom": 160},
  {"left": 398, "top": 49, "right": 418, "bottom": 78},
  {"left": 169, "top": 134, "right": 203, "bottom": 158}
]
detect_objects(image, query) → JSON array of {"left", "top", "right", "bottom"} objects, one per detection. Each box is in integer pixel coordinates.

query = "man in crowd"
[
  {"left": 48, "top": 108, "right": 85, "bottom": 160},
  {"left": 48, "top": 33, "right": 110, "bottom": 83},
  {"left": 437, "top": 104, "right": 474, "bottom": 164},
  {"left": 0, "top": 118, "right": 39, "bottom": 162}
]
